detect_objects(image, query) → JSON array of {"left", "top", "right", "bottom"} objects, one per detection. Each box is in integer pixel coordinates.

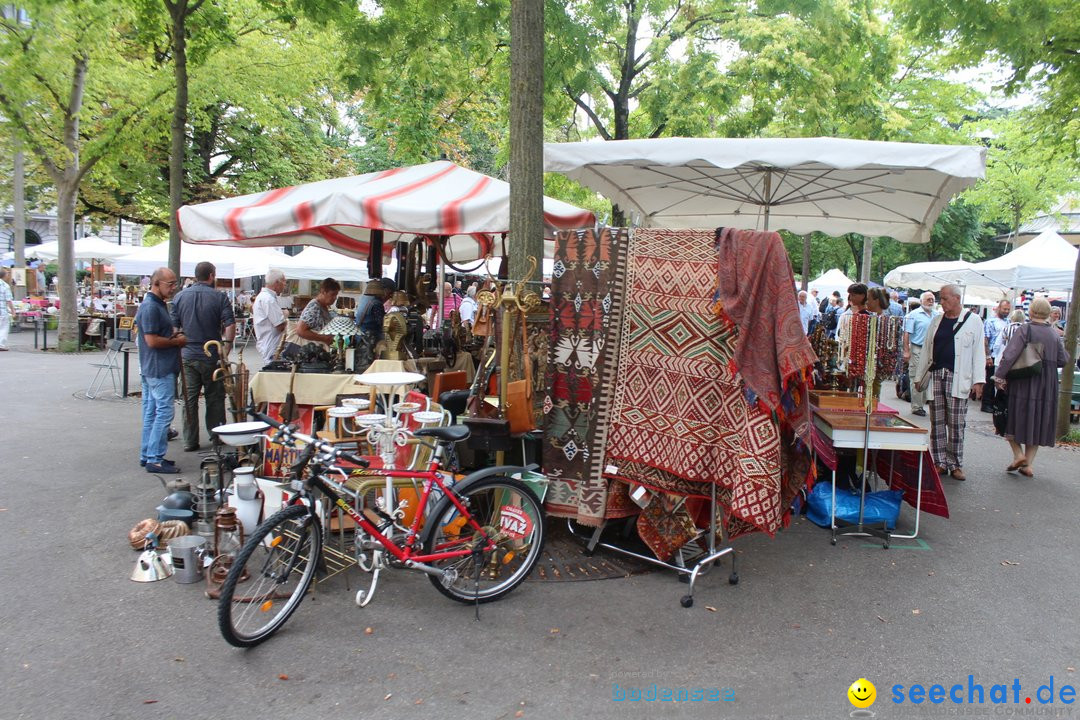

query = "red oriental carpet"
[{"left": 603, "top": 228, "right": 795, "bottom": 538}]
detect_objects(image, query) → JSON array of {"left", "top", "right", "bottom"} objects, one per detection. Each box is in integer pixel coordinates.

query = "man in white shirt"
[
  {"left": 797, "top": 290, "right": 819, "bottom": 334},
  {"left": 252, "top": 269, "right": 288, "bottom": 368}
]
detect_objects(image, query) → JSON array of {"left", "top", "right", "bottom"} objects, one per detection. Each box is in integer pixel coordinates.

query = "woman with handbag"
[{"left": 992, "top": 298, "right": 1068, "bottom": 477}]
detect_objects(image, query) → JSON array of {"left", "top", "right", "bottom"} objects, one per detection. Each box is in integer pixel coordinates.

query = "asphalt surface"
[{"left": 2, "top": 328, "right": 1078, "bottom": 720}]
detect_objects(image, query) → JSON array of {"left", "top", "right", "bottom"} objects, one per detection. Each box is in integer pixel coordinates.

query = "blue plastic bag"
[{"left": 805, "top": 481, "right": 903, "bottom": 530}]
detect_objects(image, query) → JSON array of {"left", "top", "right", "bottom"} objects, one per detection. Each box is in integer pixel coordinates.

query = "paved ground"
[{"left": 2, "top": 328, "right": 1079, "bottom": 720}]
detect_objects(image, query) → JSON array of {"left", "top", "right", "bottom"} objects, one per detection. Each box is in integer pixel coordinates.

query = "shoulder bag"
[
  {"left": 1004, "top": 324, "right": 1044, "bottom": 380},
  {"left": 505, "top": 311, "right": 535, "bottom": 434}
]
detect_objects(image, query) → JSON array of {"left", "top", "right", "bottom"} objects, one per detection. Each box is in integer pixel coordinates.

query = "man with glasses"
[{"left": 135, "top": 268, "right": 187, "bottom": 474}]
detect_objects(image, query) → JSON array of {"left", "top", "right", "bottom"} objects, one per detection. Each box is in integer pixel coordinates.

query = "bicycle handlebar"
[{"left": 248, "top": 407, "right": 370, "bottom": 468}]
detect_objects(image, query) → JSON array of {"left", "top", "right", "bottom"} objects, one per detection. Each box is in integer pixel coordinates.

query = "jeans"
[
  {"left": 182, "top": 359, "right": 226, "bottom": 448},
  {"left": 140, "top": 374, "right": 176, "bottom": 464}
]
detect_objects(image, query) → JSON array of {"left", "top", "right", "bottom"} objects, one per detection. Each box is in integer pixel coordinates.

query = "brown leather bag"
[
  {"left": 472, "top": 302, "right": 493, "bottom": 337},
  {"left": 506, "top": 312, "right": 535, "bottom": 434}
]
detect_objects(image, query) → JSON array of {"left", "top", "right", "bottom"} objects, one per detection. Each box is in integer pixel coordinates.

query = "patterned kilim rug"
[
  {"left": 603, "top": 228, "right": 791, "bottom": 539},
  {"left": 543, "top": 228, "right": 636, "bottom": 526}
]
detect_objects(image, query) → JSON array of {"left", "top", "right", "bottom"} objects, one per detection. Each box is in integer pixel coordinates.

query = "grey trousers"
[{"left": 909, "top": 345, "right": 927, "bottom": 411}]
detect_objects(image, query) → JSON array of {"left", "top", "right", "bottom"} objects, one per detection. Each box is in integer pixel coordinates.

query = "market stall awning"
[
  {"left": 543, "top": 137, "right": 985, "bottom": 243},
  {"left": 114, "top": 242, "right": 289, "bottom": 279},
  {"left": 177, "top": 160, "right": 596, "bottom": 262}
]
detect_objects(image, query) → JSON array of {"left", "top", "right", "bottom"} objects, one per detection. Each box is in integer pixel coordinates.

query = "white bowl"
[
  {"left": 412, "top": 411, "right": 444, "bottom": 425},
  {"left": 393, "top": 401, "right": 422, "bottom": 415},
  {"left": 327, "top": 406, "right": 359, "bottom": 418},
  {"left": 355, "top": 413, "right": 387, "bottom": 427},
  {"left": 340, "top": 398, "right": 370, "bottom": 409},
  {"left": 212, "top": 421, "right": 270, "bottom": 447}
]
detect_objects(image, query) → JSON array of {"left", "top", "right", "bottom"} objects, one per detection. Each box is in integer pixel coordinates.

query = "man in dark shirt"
[
  {"left": 135, "top": 267, "right": 187, "bottom": 473},
  {"left": 170, "top": 261, "right": 236, "bottom": 451}
]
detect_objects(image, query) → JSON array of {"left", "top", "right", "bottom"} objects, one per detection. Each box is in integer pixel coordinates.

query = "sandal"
[
  {"left": 1018, "top": 466, "right": 1034, "bottom": 478},
  {"left": 1006, "top": 460, "right": 1028, "bottom": 472}
]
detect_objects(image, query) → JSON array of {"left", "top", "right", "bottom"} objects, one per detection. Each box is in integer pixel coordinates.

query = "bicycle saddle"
[{"left": 413, "top": 425, "right": 471, "bottom": 443}]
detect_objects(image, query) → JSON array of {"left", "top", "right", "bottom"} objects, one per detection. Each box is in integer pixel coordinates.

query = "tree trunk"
[
  {"left": 56, "top": 176, "right": 80, "bottom": 351},
  {"left": 860, "top": 235, "right": 873, "bottom": 283},
  {"left": 13, "top": 138, "right": 26, "bottom": 300},
  {"left": 168, "top": 0, "right": 190, "bottom": 278},
  {"left": 801, "top": 234, "right": 811, "bottom": 290},
  {"left": 508, "top": 0, "right": 544, "bottom": 285},
  {"left": 1057, "top": 249, "right": 1080, "bottom": 438}
]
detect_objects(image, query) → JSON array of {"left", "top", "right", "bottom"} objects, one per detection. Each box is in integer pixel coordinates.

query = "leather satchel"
[
  {"left": 472, "top": 303, "right": 494, "bottom": 337},
  {"left": 506, "top": 311, "right": 535, "bottom": 434},
  {"left": 1005, "top": 324, "right": 1044, "bottom": 380}
]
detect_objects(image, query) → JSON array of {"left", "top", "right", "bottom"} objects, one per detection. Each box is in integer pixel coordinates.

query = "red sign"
[{"left": 499, "top": 505, "right": 533, "bottom": 540}]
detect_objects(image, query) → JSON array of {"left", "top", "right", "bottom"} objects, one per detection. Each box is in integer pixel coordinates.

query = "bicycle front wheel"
[
  {"left": 420, "top": 476, "right": 545, "bottom": 604},
  {"left": 218, "top": 504, "right": 322, "bottom": 648}
]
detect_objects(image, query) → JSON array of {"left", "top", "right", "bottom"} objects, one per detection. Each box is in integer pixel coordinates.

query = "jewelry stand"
[{"left": 831, "top": 316, "right": 890, "bottom": 548}]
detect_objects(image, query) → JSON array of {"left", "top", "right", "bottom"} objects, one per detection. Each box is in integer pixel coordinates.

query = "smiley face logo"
[{"left": 847, "top": 678, "right": 876, "bottom": 708}]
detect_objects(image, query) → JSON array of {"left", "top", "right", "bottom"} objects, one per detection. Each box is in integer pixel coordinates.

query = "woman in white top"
[{"left": 459, "top": 285, "right": 478, "bottom": 327}]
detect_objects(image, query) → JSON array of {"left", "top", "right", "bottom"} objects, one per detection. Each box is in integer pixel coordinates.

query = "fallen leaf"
[
  {"left": 705, "top": 606, "right": 718, "bottom": 612},
  {"left": 364, "top": 627, "right": 374, "bottom": 635},
  {"left": 415, "top": 699, "right": 423, "bottom": 705},
  {"left": 791, "top": 623, "right": 801, "bottom": 629},
  {"left": 549, "top": 628, "right": 560, "bottom": 634},
  {"left": 912, "top": 609, "right": 921, "bottom": 615},
  {"left": 1001, "top": 560, "right": 1020, "bottom": 566},
  {"left": 877, "top": 615, "right": 888, "bottom": 623},
  {"left": 928, "top": 571, "right": 935, "bottom": 576},
  {"left": 515, "top": 712, "right": 525, "bottom": 718},
  {"left": 278, "top": 674, "right": 289, "bottom": 681},
  {"left": 174, "top": 657, "right": 184, "bottom": 662},
  {"left": 387, "top": 673, "right": 397, "bottom": 680},
  {"left": 1068, "top": 667, "right": 1076, "bottom": 673},
  {"left": 143, "top": 700, "right": 158, "bottom": 705},
  {"left": 384, "top": 693, "right": 392, "bottom": 701}
]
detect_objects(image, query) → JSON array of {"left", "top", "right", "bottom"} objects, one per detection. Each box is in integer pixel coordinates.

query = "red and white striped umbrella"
[{"left": 178, "top": 160, "right": 595, "bottom": 262}]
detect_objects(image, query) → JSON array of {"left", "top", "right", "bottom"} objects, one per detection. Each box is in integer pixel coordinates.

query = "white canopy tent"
[
  {"left": 279, "top": 246, "right": 370, "bottom": 283},
  {"left": 933, "top": 229, "right": 1078, "bottom": 292},
  {"left": 177, "top": 160, "right": 596, "bottom": 262},
  {"left": 806, "top": 268, "right": 856, "bottom": 297},
  {"left": 29, "top": 235, "right": 137, "bottom": 262},
  {"left": 883, "top": 259, "right": 1010, "bottom": 306},
  {"left": 114, "top": 241, "right": 289, "bottom": 279},
  {"left": 543, "top": 137, "right": 985, "bottom": 243}
]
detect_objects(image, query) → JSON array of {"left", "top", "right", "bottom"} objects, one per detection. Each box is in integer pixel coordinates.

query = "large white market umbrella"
[
  {"left": 177, "top": 160, "right": 596, "bottom": 262},
  {"left": 543, "top": 137, "right": 985, "bottom": 243}
]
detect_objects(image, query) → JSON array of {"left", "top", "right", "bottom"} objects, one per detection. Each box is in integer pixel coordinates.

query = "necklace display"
[{"left": 843, "top": 313, "right": 903, "bottom": 402}]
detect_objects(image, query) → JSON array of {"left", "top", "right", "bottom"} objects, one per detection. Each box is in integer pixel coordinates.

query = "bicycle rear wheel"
[
  {"left": 218, "top": 504, "right": 322, "bottom": 648},
  {"left": 420, "top": 476, "right": 545, "bottom": 603}
]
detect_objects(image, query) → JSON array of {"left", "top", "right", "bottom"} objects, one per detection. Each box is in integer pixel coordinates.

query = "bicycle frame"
[{"left": 305, "top": 460, "right": 496, "bottom": 570}]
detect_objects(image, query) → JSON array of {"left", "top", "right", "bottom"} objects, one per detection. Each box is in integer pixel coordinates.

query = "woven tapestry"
[
  {"left": 603, "top": 228, "right": 791, "bottom": 538},
  {"left": 542, "top": 227, "right": 634, "bottom": 526}
]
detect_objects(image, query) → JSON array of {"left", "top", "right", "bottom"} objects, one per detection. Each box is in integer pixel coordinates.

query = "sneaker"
[
  {"left": 911, "top": 408, "right": 927, "bottom": 417},
  {"left": 146, "top": 463, "right": 181, "bottom": 474},
  {"left": 140, "top": 458, "right": 176, "bottom": 468}
]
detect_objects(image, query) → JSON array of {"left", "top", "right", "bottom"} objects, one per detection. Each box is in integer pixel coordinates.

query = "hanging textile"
[
  {"left": 711, "top": 227, "right": 818, "bottom": 443},
  {"left": 603, "top": 228, "right": 795, "bottom": 538},
  {"left": 542, "top": 227, "right": 635, "bottom": 526}
]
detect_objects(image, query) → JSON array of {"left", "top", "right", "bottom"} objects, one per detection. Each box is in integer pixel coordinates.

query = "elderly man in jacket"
[{"left": 913, "top": 285, "right": 985, "bottom": 481}]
